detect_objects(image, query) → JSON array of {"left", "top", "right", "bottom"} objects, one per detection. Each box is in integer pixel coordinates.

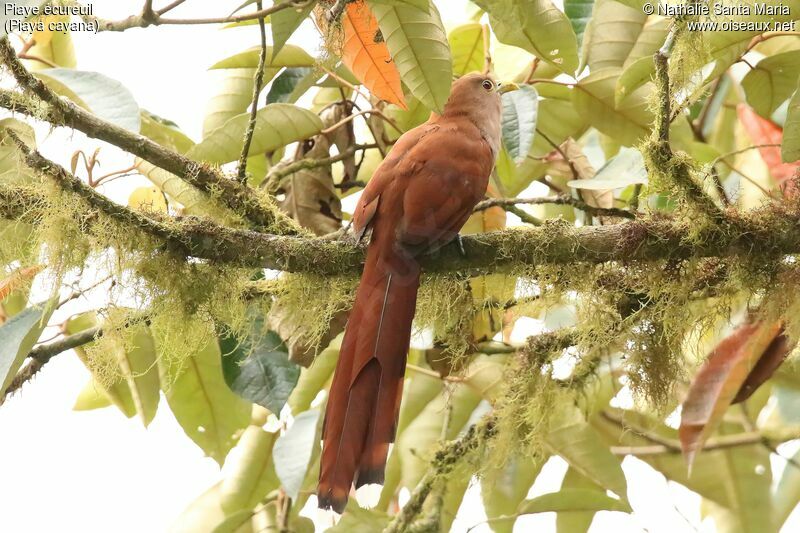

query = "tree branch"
[
  {"left": 264, "top": 144, "right": 379, "bottom": 191},
  {"left": 82, "top": 0, "right": 312, "bottom": 32},
  {"left": 0, "top": 37, "right": 299, "bottom": 234},
  {"left": 1, "top": 326, "right": 103, "bottom": 404},
  {"left": 383, "top": 418, "right": 496, "bottom": 533},
  {"left": 236, "top": 0, "right": 268, "bottom": 183},
  {"left": 4, "top": 177, "right": 800, "bottom": 276},
  {"left": 649, "top": 30, "right": 726, "bottom": 222}
]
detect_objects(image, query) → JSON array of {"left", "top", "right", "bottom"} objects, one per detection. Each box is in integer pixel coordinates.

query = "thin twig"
[
  {"left": 155, "top": 0, "right": 189, "bottom": 15},
  {"left": 237, "top": 0, "right": 268, "bottom": 183},
  {"left": 474, "top": 196, "right": 636, "bottom": 220},
  {"left": 265, "top": 144, "right": 378, "bottom": 189},
  {"left": 320, "top": 109, "right": 402, "bottom": 136},
  {"left": 83, "top": 0, "right": 311, "bottom": 31}
]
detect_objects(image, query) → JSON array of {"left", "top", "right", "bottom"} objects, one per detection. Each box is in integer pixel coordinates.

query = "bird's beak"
[{"left": 497, "top": 82, "right": 520, "bottom": 94}]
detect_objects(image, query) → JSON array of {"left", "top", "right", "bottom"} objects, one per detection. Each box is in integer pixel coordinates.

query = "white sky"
[{"left": 0, "top": 1, "right": 798, "bottom": 532}]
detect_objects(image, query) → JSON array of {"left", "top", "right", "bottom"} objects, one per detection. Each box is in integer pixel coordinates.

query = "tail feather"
[{"left": 318, "top": 239, "right": 419, "bottom": 513}]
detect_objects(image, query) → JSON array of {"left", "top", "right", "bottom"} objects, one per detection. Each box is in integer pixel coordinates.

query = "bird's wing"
[
  {"left": 353, "top": 119, "right": 495, "bottom": 251},
  {"left": 351, "top": 122, "right": 440, "bottom": 241},
  {"left": 395, "top": 119, "right": 495, "bottom": 250}
]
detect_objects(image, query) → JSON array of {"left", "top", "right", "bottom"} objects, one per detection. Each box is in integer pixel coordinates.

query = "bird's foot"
[{"left": 455, "top": 234, "right": 466, "bottom": 257}]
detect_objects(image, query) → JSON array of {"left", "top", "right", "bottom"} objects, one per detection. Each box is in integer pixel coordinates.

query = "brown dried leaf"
[
  {"left": 273, "top": 106, "right": 345, "bottom": 236},
  {"left": 679, "top": 320, "right": 784, "bottom": 466}
]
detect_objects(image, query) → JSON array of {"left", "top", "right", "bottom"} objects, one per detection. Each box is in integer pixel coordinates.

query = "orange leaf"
[
  {"left": 342, "top": 1, "right": 407, "bottom": 109},
  {"left": 0, "top": 265, "right": 43, "bottom": 302},
  {"left": 679, "top": 320, "right": 783, "bottom": 467},
  {"left": 737, "top": 104, "right": 800, "bottom": 196}
]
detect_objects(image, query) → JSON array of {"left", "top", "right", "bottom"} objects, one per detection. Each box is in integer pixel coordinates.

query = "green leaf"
[
  {"left": 531, "top": 85, "right": 588, "bottom": 153},
  {"left": 698, "top": 425, "right": 775, "bottom": 533},
  {"left": 518, "top": 488, "right": 632, "bottom": 515},
  {"left": 397, "top": 383, "right": 481, "bottom": 488},
  {"left": 614, "top": 56, "right": 653, "bottom": 106},
  {"left": 266, "top": 67, "right": 317, "bottom": 104},
  {"left": 271, "top": 1, "right": 318, "bottom": 58},
  {"left": 272, "top": 409, "right": 321, "bottom": 500},
  {"left": 140, "top": 111, "right": 195, "bottom": 154},
  {"left": 567, "top": 146, "right": 647, "bottom": 190},
  {"left": 0, "top": 304, "right": 51, "bottom": 394},
  {"left": 545, "top": 421, "right": 628, "bottom": 500},
  {"left": 135, "top": 114, "right": 209, "bottom": 213},
  {"left": 190, "top": 104, "right": 323, "bottom": 163},
  {"left": 135, "top": 158, "right": 236, "bottom": 220},
  {"left": 377, "top": 353, "right": 443, "bottom": 509},
  {"left": 220, "top": 425, "right": 280, "bottom": 514},
  {"left": 286, "top": 337, "right": 339, "bottom": 414},
  {"left": 448, "top": 23, "right": 486, "bottom": 77},
  {"left": 202, "top": 67, "right": 280, "bottom": 138},
  {"left": 564, "top": 0, "right": 595, "bottom": 49},
  {"left": 482, "top": 455, "right": 543, "bottom": 533},
  {"left": 581, "top": 0, "right": 646, "bottom": 73},
  {"left": 473, "top": 0, "right": 579, "bottom": 75},
  {"left": 612, "top": 17, "right": 670, "bottom": 105},
  {"left": 704, "top": 1, "right": 799, "bottom": 79},
  {"left": 0, "top": 117, "right": 35, "bottom": 148},
  {"left": 463, "top": 353, "right": 511, "bottom": 403},
  {"left": 572, "top": 68, "right": 651, "bottom": 146},
  {"left": 221, "top": 326, "right": 300, "bottom": 415},
  {"left": 781, "top": 87, "right": 800, "bottom": 163},
  {"left": 624, "top": 17, "right": 670, "bottom": 65},
  {"left": 37, "top": 69, "right": 141, "bottom": 132},
  {"left": 63, "top": 313, "right": 137, "bottom": 419},
  {"left": 593, "top": 410, "right": 773, "bottom": 527},
  {"left": 557, "top": 468, "right": 602, "bottom": 533},
  {"left": 367, "top": 1, "right": 452, "bottom": 113},
  {"left": 210, "top": 45, "right": 315, "bottom": 69},
  {"left": 501, "top": 85, "right": 539, "bottom": 163},
  {"left": 743, "top": 52, "right": 800, "bottom": 118},
  {"left": 159, "top": 339, "right": 251, "bottom": 465},
  {"left": 26, "top": 18, "right": 76, "bottom": 70},
  {"left": 73, "top": 378, "right": 114, "bottom": 411},
  {"left": 115, "top": 323, "right": 160, "bottom": 426},
  {"left": 211, "top": 509, "right": 256, "bottom": 533}
]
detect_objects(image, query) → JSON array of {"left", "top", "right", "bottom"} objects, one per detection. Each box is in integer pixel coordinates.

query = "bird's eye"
[{"left": 481, "top": 79, "right": 494, "bottom": 91}]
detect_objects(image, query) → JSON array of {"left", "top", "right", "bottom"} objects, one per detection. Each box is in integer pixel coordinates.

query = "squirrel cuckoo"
[{"left": 318, "top": 73, "right": 518, "bottom": 513}]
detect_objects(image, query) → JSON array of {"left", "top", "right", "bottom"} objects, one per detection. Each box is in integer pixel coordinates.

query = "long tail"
[{"left": 317, "top": 236, "right": 420, "bottom": 513}]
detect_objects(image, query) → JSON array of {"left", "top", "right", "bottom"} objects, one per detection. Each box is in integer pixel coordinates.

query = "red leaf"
[
  {"left": 737, "top": 104, "right": 800, "bottom": 196},
  {"left": 679, "top": 320, "right": 783, "bottom": 467}
]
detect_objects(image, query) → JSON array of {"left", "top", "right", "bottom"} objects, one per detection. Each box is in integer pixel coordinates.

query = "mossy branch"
[
  {"left": 0, "top": 36, "right": 299, "bottom": 234},
  {"left": 5, "top": 176, "right": 800, "bottom": 276},
  {"left": 383, "top": 418, "right": 496, "bottom": 533},
  {"left": 647, "top": 31, "right": 726, "bottom": 222},
  {"left": 0, "top": 326, "right": 103, "bottom": 404}
]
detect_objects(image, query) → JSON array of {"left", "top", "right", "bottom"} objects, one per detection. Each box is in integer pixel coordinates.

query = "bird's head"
[{"left": 439, "top": 72, "right": 519, "bottom": 157}]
